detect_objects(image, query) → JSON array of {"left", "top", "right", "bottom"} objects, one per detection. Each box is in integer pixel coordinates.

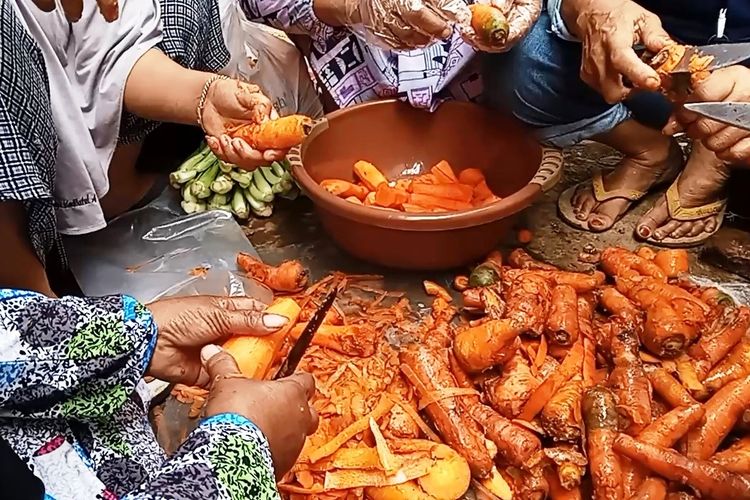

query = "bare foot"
[
  {"left": 571, "top": 120, "right": 681, "bottom": 232},
  {"left": 636, "top": 142, "right": 729, "bottom": 242}
]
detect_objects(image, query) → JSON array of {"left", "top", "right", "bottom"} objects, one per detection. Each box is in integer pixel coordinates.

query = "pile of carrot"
[
  {"left": 319, "top": 160, "right": 501, "bottom": 213},
  {"left": 169, "top": 246, "right": 750, "bottom": 500}
]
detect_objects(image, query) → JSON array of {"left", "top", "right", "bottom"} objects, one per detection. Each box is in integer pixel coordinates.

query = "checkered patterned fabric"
[
  {"left": 119, "top": 0, "right": 231, "bottom": 144},
  {"left": 0, "top": 0, "right": 59, "bottom": 265}
]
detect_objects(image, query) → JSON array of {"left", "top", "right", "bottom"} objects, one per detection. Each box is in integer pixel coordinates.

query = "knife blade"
[
  {"left": 695, "top": 43, "right": 750, "bottom": 71},
  {"left": 683, "top": 102, "right": 750, "bottom": 131},
  {"left": 272, "top": 288, "right": 338, "bottom": 380}
]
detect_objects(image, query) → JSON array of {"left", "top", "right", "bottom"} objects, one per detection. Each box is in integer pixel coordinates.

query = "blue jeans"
[{"left": 482, "top": 11, "right": 696, "bottom": 148}]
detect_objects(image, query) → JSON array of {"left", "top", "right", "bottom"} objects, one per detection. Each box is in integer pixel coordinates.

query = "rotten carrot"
[
  {"left": 583, "top": 385, "right": 623, "bottom": 500},
  {"left": 546, "top": 284, "right": 580, "bottom": 346},
  {"left": 608, "top": 323, "right": 652, "bottom": 434},
  {"left": 688, "top": 306, "right": 750, "bottom": 380},
  {"left": 614, "top": 434, "right": 750, "bottom": 498}
]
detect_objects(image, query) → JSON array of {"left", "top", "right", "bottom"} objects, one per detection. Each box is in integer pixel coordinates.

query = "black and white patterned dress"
[{"left": 0, "top": 0, "right": 230, "bottom": 267}]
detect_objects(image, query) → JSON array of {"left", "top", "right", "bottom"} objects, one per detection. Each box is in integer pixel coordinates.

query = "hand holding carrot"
[{"left": 201, "top": 79, "right": 290, "bottom": 170}]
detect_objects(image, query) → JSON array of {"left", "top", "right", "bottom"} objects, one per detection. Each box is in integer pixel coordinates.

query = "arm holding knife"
[{"left": 668, "top": 66, "right": 750, "bottom": 165}]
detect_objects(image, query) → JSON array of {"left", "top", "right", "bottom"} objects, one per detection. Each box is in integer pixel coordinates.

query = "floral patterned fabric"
[{"left": 0, "top": 289, "right": 278, "bottom": 499}]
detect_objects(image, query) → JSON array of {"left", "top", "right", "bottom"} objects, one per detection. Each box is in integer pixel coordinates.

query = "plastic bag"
[
  {"left": 218, "top": 0, "right": 323, "bottom": 118},
  {"left": 64, "top": 189, "right": 273, "bottom": 304}
]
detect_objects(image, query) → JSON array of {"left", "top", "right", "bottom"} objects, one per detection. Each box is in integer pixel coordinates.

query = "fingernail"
[
  {"left": 262, "top": 313, "right": 288, "bottom": 329},
  {"left": 221, "top": 135, "right": 231, "bottom": 147},
  {"left": 639, "top": 226, "right": 651, "bottom": 238},
  {"left": 201, "top": 344, "right": 222, "bottom": 363}
]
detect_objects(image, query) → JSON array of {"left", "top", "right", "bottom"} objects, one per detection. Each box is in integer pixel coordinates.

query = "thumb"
[
  {"left": 639, "top": 15, "right": 672, "bottom": 53},
  {"left": 201, "top": 345, "right": 242, "bottom": 381}
]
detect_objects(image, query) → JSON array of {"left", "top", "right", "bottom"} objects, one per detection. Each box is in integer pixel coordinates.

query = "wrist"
[
  {"left": 313, "top": 0, "right": 353, "bottom": 27},
  {"left": 560, "top": 0, "right": 587, "bottom": 39},
  {"left": 196, "top": 74, "right": 229, "bottom": 132}
]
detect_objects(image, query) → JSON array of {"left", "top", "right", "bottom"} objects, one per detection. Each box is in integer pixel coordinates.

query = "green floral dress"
[{"left": 0, "top": 289, "right": 279, "bottom": 500}]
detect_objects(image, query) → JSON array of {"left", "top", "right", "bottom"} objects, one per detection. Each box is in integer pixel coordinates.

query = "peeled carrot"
[
  {"left": 458, "top": 168, "right": 486, "bottom": 186},
  {"left": 373, "top": 184, "right": 409, "bottom": 208},
  {"left": 431, "top": 160, "right": 458, "bottom": 183},
  {"left": 353, "top": 160, "right": 388, "bottom": 191},
  {"left": 320, "top": 179, "right": 369, "bottom": 200},
  {"left": 364, "top": 191, "right": 376, "bottom": 206},
  {"left": 222, "top": 297, "right": 301, "bottom": 379},
  {"left": 410, "top": 182, "right": 474, "bottom": 202},
  {"left": 469, "top": 4, "right": 510, "bottom": 46},
  {"left": 653, "top": 249, "right": 689, "bottom": 278},
  {"left": 228, "top": 114, "right": 312, "bottom": 149},
  {"left": 614, "top": 434, "right": 750, "bottom": 498},
  {"left": 473, "top": 180, "right": 495, "bottom": 202},
  {"left": 408, "top": 193, "right": 473, "bottom": 211},
  {"left": 344, "top": 196, "right": 363, "bottom": 205},
  {"left": 401, "top": 203, "right": 425, "bottom": 213}
]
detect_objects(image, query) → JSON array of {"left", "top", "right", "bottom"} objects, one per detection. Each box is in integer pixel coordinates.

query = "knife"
[
  {"left": 272, "top": 288, "right": 338, "bottom": 380},
  {"left": 634, "top": 42, "right": 750, "bottom": 76},
  {"left": 683, "top": 102, "right": 750, "bottom": 131}
]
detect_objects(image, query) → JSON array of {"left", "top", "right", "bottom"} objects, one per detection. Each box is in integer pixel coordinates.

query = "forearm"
[
  {"left": 313, "top": 0, "right": 346, "bottom": 27},
  {"left": 122, "top": 414, "right": 279, "bottom": 500},
  {"left": 0, "top": 291, "right": 157, "bottom": 420},
  {"left": 124, "top": 48, "right": 213, "bottom": 126},
  {"left": 239, "top": 0, "right": 339, "bottom": 43},
  {"left": 0, "top": 202, "right": 54, "bottom": 296}
]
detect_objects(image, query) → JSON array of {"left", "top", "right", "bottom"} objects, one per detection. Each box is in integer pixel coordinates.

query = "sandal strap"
[
  {"left": 665, "top": 176, "right": 726, "bottom": 222},
  {"left": 592, "top": 169, "right": 648, "bottom": 203}
]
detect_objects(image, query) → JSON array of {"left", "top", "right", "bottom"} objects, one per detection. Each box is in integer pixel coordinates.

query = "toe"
[
  {"left": 588, "top": 214, "right": 614, "bottom": 232},
  {"left": 636, "top": 202, "right": 669, "bottom": 240},
  {"left": 686, "top": 220, "right": 706, "bottom": 238},
  {"left": 705, "top": 216, "right": 718, "bottom": 234},
  {"left": 669, "top": 222, "right": 694, "bottom": 240},
  {"left": 653, "top": 220, "right": 682, "bottom": 241}
]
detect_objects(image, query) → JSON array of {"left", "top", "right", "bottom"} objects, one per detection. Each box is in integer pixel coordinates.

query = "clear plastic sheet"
[
  {"left": 690, "top": 274, "right": 750, "bottom": 306},
  {"left": 65, "top": 189, "right": 273, "bottom": 304}
]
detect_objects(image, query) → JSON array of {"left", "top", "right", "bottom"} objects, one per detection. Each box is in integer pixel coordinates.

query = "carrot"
[
  {"left": 373, "top": 183, "right": 409, "bottom": 208},
  {"left": 505, "top": 273, "right": 552, "bottom": 338},
  {"left": 407, "top": 193, "right": 473, "bottom": 211},
  {"left": 653, "top": 249, "right": 689, "bottom": 278},
  {"left": 688, "top": 306, "right": 750, "bottom": 380},
  {"left": 288, "top": 322, "right": 377, "bottom": 357},
  {"left": 517, "top": 228, "right": 534, "bottom": 244},
  {"left": 583, "top": 385, "right": 623, "bottom": 500},
  {"left": 519, "top": 340, "right": 584, "bottom": 421},
  {"left": 469, "top": 4, "right": 510, "bottom": 45},
  {"left": 644, "top": 365, "right": 697, "bottom": 408},
  {"left": 636, "top": 246, "right": 658, "bottom": 261},
  {"left": 221, "top": 297, "right": 301, "bottom": 378},
  {"left": 364, "top": 191, "right": 377, "bottom": 206},
  {"left": 472, "top": 180, "right": 495, "bottom": 202},
  {"left": 643, "top": 298, "right": 697, "bottom": 358},
  {"left": 454, "top": 319, "right": 522, "bottom": 373},
  {"left": 452, "top": 275, "right": 469, "bottom": 292},
  {"left": 637, "top": 404, "right": 705, "bottom": 447},
  {"left": 236, "top": 252, "right": 309, "bottom": 293},
  {"left": 508, "top": 248, "right": 557, "bottom": 271},
  {"left": 308, "top": 396, "right": 396, "bottom": 463},
  {"left": 629, "top": 477, "right": 667, "bottom": 500},
  {"left": 401, "top": 202, "right": 426, "bottom": 213},
  {"left": 546, "top": 285, "right": 580, "bottom": 346},
  {"left": 704, "top": 335, "right": 750, "bottom": 393},
  {"left": 228, "top": 114, "right": 312, "bottom": 149},
  {"left": 582, "top": 336, "right": 597, "bottom": 389},
  {"left": 344, "top": 195, "right": 363, "bottom": 205},
  {"left": 353, "top": 160, "right": 388, "bottom": 191},
  {"left": 320, "top": 179, "right": 369, "bottom": 200},
  {"left": 532, "top": 270, "right": 606, "bottom": 293},
  {"left": 601, "top": 247, "right": 667, "bottom": 281},
  {"left": 599, "top": 287, "right": 642, "bottom": 326},
  {"left": 458, "top": 168, "right": 486, "bottom": 186},
  {"left": 483, "top": 352, "right": 541, "bottom": 419},
  {"left": 685, "top": 374, "right": 750, "bottom": 460},
  {"left": 711, "top": 436, "right": 750, "bottom": 473},
  {"left": 614, "top": 434, "right": 750, "bottom": 498},
  {"left": 541, "top": 375, "right": 583, "bottom": 442},
  {"left": 545, "top": 467, "right": 583, "bottom": 500},
  {"left": 393, "top": 178, "right": 413, "bottom": 192},
  {"left": 469, "top": 404, "right": 542, "bottom": 469},
  {"left": 608, "top": 323, "right": 652, "bottom": 434},
  {"left": 431, "top": 160, "right": 458, "bottom": 183},
  {"left": 410, "top": 182, "right": 474, "bottom": 203}
]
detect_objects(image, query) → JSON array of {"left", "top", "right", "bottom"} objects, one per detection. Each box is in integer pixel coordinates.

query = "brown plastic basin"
[{"left": 288, "top": 100, "right": 563, "bottom": 270}]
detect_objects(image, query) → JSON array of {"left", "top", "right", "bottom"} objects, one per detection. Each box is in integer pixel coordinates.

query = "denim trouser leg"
[{"left": 483, "top": 11, "right": 672, "bottom": 148}]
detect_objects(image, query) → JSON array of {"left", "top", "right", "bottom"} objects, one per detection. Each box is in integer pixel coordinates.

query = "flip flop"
[
  {"left": 643, "top": 176, "right": 727, "bottom": 248},
  {"left": 558, "top": 167, "right": 676, "bottom": 232}
]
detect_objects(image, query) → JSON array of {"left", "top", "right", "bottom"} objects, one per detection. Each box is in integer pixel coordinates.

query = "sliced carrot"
[
  {"left": 412, "top": 173, "right": 438, "bottom": 185},
  {"left": 353, "top": 160, "right": 388, "bottom": 191},
  {"left": 374, "top": 184, "right": 409, "bottom": 209},
  {"left": 473, "top": 180, "right": 495, "bottom": 202},
  {"left": 408, "top": 193, "right": 473, "bottom": 212},
  {"left": 320, "top": 179, "right": 369, "bottom": 200},
  {"left": 364, "top": 192, "right": 376, "bottom": 206},
  {"left": 393, "top": 178, "right": 413, "bottom": 192},
  {"left": 410, "top": 182, "right": 474, "bottom": 202},
  {"left": 480, "top": 195, "right": 502, "bottom": 206},
  {"left": 402, "top": 203, "right": 427, "bottom": 213},
  {"left": 344, "top": 196, "right": 363, "bottom": 205},
  {"left": 431, "top": 160, "right": 458, "bottom": 183},
  {"left": 458, "top": 168, "right": 486, "bottom": 186}
]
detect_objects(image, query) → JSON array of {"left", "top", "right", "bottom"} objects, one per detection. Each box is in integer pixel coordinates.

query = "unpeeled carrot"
[
  {"left": 688, "top": 306, "right": 750, "bottom": 380},
  {"left": 353, "top": 160, "right": 388, "bottom": 190},
  {"left": 431, "top": 160, "right": 458, "bottom": 183},
  {"left": 469, "top": 4, "right": 510, "bottom": 46},
  {"left": 222, "top": 297, "right": 301, "bottom": 379},
  {"left": 653, "top": 249, "right": 689, "bottom": 278},
  {"left": 704, "top": 336, "right": 750, "bottom": 393},
  {"left": 614, "top": 434, "right": 750, "bottom": 498},
  {"left": 228, "top": 114, "right": 312, "bottom": 149},
  {"left": 458, "top": 168, "right": 486, "bottom": 186},
  {"left": 644, "top": 365, "right": 697, "bottom": 408},
  {"left": 637, "top": 404, "right": 705, "bottom": 447},
  {"left": 629, "top": 477, "right": 667, "bottom": 500},
  {"left": 410, "top": 182, "right": 473, "bottom": 202},
  {"left": 711, "top": 436, "right": 750, "bottom": 473}
]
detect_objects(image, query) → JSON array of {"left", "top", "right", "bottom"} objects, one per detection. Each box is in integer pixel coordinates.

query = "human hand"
[
  {"left": 459, "top": 0, "right": 542, "bottom": 53},
  {"left": 32, "top": 0, "right": 119, "bottom": 22},
  {"left": 564, "top": 0, "right": 672, "bottom": 103},
  {"left": 665, "top": 66, "right": 750, "bottom": 165},
  {"left": 201, "top": 78, "right": 288, "bottom": 171},
  {"left": 201, "top": 345, "right": 318, "bottom": 478},
  {"left": 146, "top": 296, "right": 289, "bottom": 386}
]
